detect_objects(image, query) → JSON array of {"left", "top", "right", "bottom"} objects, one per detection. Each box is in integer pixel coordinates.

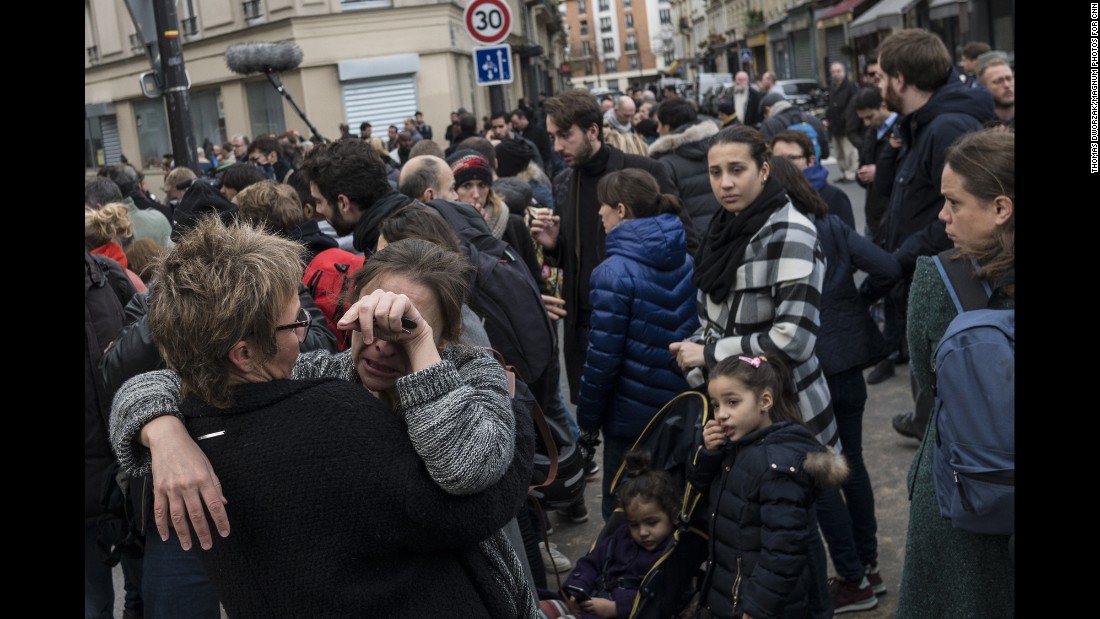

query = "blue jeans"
[
  {"left": 85, "top": 523, "right": 143, "bottom": 619},
  {"left": 142, "top": 525, "right": 222, "bottom": 619}
]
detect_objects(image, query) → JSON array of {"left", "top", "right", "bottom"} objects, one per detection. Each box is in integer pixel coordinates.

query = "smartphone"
[{"left": 563, "top": 585, "right": 591, "bottom": 602}]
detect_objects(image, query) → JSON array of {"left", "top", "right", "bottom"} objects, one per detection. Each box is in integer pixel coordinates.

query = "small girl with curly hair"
[{"left": 559, "top": 449, "right": 681, "bottom": 618}]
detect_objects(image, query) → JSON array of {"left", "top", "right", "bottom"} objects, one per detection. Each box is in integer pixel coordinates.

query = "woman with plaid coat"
[{"left": 670, "top": 125, "right": 837, "bottom": 450}]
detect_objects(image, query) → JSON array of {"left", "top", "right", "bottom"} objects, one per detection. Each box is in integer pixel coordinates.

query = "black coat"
[
  {"left": 857, "top": 118, "right": 897, "bottom": 247},
  {"left": 886, "top": 71, "right": 995, "bottom": 275},
  {"left": 85, "top": 251, "right": 137, "bottom": 522},
  {"left": 813, "top": 214, "right": 901, "bottom": 376},
  {"left": 688, "top": 422, "right": 848, "bottom": 619},
  {"left": 647, "top": 120, "right": 723, "bottom": 235},
  {"left": 180, "top": 378, "right": 534, "bottom": 618},
  {"left": 826, "top": 78, "right": 860, "bottom": 138}
]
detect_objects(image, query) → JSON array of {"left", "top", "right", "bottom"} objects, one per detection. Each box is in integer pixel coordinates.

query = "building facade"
[
  {"left": 85, "top": 0, "right": 565, "bottom": 173},
  {"left": 560, "top": 0, "right": 676, "bottom": 91},
  {"left": 654, "top": 0, "right": 1012, "bottom": 95}
]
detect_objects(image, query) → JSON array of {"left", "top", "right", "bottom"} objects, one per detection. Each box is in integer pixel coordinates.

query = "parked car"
[{"left": 772, "top": 79, "right": 829, "bottom": 116}]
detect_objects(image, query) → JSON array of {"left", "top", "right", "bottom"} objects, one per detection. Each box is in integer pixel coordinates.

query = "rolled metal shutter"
[
  {"left": 341, "top": 75, "right": 418, "bottom": 148},
  {"left": 100, "top": 116, "right": 122, "bottom": 165},
  {"left": 791, "top": 29, "right": 814, "bottom": 79},
  {"left": 825, "top": 25, "right": 846, "bottom": 69}
]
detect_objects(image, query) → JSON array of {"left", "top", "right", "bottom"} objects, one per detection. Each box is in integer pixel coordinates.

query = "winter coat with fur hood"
[
  {"left": 687, "top": 421, "right": 848, "bottom": 619},
  {"left": 648, "top": 120, "right": 722, "bottom": 236}
]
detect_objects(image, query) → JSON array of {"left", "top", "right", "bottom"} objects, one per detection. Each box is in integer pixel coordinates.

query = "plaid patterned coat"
[{"left": 685, "top": 203, "right": 838, "bottom": 448}]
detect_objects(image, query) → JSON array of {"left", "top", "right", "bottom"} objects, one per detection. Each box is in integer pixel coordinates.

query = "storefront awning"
[
  {"left": 823, "top": 0, "right": 870, "bottom": 21},
  {"left": 849, "top": 0, "right": 909, "bottom": 38},
  {"left": 929, "top": 0, "right": 967, "bottom": 21}
]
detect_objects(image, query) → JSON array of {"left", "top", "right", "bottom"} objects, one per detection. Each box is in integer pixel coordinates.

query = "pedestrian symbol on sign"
[{"left": 474, "top": 44, "right": 513, "bottom": 86}]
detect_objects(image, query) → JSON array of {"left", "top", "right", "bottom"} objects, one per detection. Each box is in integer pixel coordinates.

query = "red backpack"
[{"left": 303, "top": 248, "right": 366, "bottom": 351}]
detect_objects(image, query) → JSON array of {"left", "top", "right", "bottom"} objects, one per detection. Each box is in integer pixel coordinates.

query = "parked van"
[{"left": 696, "top": 72, "right": 733, "bottom": 105}]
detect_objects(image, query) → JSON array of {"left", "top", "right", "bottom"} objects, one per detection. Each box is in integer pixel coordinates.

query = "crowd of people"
[{"left": 85, "top": 26, "right": 1014, "bottom": 619}]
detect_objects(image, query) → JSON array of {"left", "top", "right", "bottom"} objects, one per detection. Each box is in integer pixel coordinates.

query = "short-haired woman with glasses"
[{"left": 111, "top": 216, "right": 536, "bottom": 618}]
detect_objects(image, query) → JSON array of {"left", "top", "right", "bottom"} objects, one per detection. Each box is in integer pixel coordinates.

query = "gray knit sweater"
[{"left": 109, "top": 344, "right": 537, "bottom": 619}]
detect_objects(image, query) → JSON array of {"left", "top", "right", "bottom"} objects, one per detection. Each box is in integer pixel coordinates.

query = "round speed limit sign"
[{"left": 464, "top": 0, "right": 512, "bottom": 46}]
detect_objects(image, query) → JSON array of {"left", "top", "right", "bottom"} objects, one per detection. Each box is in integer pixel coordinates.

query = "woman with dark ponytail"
[{"left": 574, "top": 168, "right": 699, "bottom": 523}]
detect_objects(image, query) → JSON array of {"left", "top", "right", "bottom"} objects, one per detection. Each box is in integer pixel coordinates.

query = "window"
[
  {"left": 624, "top": 0, "right": 631, "bottom": 6},
  {"left": 246, "top": 80, "right": 287, "bottom": 140},
  {"left": 602, "top": 37, "right": 614, "bottom": 53},
  {"left": 625, "top": 35, "right": 637, "bottom": 51},
  {"left": 134, "top": 98, "right": 170, "bottom": 170},
  {"left": 340, "top": 0, "right": 394, "bottom": 9},
  {"left": 600, "top": 17, "right": 611, "bottom": 32},
  {"left": 129, "top": 33, "right": 143, "bottom": 53},
  {"left": 580, "top": 20, "right": 588, "bottom": 36},
  {"left": 664, "top": 49, "right": 676, "bottom": 64},
  {"left": 180, "top": 0, "right": 198, "bottom": 36},
  {"left": 585, "top": 61, "right": 592, "bottom": 74},
  {"left": 625, "top": 14, "right": 634, "bottom": 29},
  {"left": 582, "top": 41, "right": 591, "bottom": 56},
  {"left": 629, "top": 56, "right": 638, "bottom": 70},
  {"left": 242, "top": 0, "right": 263, "bottom": 20},
  {"left": 578, "top": 0, "right": 586, "bottom": 16},
  {"left": 598, "top": 0, "right": 609, "bottom": 11},
  {"left": 660, "top": 9, "right": 671, "bottom": 24},
  {"left": 605, "top": 58, "right": 617, "bottom": 73}
]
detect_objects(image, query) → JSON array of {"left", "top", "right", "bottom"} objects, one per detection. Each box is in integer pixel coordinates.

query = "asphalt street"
[{"left": 112, "top": 160, "right": 920, "bottom": 618}]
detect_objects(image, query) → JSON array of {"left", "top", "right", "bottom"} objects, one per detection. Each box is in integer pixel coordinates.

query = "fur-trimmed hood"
[
  {"left": 802, "top": 448, "right": 850, "bottom": 487},
  {"left": 647, "top": 120, "right": 720, "bottom": 157}
]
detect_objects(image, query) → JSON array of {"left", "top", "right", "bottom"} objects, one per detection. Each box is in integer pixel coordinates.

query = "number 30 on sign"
[{"left": 464, "top": 0, "right": 513, "bottom": 46}]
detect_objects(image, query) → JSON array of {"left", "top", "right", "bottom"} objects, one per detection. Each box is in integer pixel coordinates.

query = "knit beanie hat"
[
  {"left": 447, "top": 149, "right": 494, "bottom": 187},
  {"left": 494, "top": 138, "right": 537, "bottom": 178}
]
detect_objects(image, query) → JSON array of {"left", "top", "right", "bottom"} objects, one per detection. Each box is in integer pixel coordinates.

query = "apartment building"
[
  {"left": 85, "top": 0, "right": 565, "bottom": 172},
  {"left": 560, "top": 0, "right": 677, "bottom": 92}
]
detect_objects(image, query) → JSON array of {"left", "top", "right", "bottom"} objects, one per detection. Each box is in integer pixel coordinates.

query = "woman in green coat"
[{"left": 896, "top": 128, "right": 1014, "bottom": 618}]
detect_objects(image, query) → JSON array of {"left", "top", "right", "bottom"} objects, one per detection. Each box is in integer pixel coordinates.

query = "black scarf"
[{"left": 693, "top": 176, "right": 789, "bottom": 303}]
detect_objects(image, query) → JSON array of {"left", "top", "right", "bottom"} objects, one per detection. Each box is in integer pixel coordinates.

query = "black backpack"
[
  {"left": 426, "top": 200, "right": 556, "bottom": 387},
  {"left": 85, "top": 252, "right": 144, "bottom": 566}
]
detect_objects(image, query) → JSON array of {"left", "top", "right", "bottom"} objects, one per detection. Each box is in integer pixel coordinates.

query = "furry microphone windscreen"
[{"left": 225, "top": 42, "right": 304, "bottom": 75}]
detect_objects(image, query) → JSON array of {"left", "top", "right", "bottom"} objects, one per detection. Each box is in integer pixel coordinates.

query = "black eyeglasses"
[{"left": 275, "top": 307, "right": 312, "bottom": 343}]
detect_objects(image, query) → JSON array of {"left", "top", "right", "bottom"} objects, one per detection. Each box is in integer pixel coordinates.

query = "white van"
[{"left": 696, "top": 72, "right": 733, "bottom": 104}]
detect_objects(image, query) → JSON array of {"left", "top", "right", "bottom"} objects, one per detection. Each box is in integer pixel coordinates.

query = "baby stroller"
[{"left": 587, "top": 390, "right": 713, "bottom": 619}]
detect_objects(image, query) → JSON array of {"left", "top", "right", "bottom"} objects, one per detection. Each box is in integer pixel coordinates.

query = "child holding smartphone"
[{"left": 558, "top": 449, "right": 681, "bottom": 618}]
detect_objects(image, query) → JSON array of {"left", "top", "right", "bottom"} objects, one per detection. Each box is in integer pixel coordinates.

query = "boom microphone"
[{"left": 225, "top": 42, "right": 303, "bottom": 75}]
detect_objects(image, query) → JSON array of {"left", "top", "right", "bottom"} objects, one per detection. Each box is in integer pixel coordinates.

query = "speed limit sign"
[{"left": 464, "top": 0, "right": 512, "bottom": 46}]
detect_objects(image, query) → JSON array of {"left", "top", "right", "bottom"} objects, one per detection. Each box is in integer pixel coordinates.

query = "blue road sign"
[
  {"left": 739, "top": 48, "right": 752, "bottom": 64},
  {"left": 474, "top": 44, "right": 513, "bottom": 86}
]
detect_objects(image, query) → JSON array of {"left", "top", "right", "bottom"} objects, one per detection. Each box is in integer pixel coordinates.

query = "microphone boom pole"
[
  {"left": 225, "top": 42, "right": 326, "bottom": 144},
  {"left": 262, "top": 69, "right": 326, "bottom": 144}
]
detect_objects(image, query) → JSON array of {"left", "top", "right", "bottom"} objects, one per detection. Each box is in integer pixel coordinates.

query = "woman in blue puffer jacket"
[{"left": 576, "top": 168, "right": 699, "bottom": 522}]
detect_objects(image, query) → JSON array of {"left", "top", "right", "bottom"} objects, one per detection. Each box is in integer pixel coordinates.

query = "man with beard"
[
  {"left": 533, "top": 89, "right": 696, "bottom": 524},
  {"left": 731, "top": 71, "right": 763, "bottom": 127},
  {"left": 532, "top": 89, "right": 697, "bottom": 406},
  {"left": 872, "top": 28, "right": 995, "bottom": 438},
  {"left": 977, "top": 52, "right": 1015, "bottom": 124},
  {"left": 826, "top": 62, "right": 863, "bottom": 183}
]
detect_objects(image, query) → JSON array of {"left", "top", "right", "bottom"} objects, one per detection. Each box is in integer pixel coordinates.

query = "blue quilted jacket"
[{"left": 576, "top": 213, "right": 698, "bottom": 438}]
